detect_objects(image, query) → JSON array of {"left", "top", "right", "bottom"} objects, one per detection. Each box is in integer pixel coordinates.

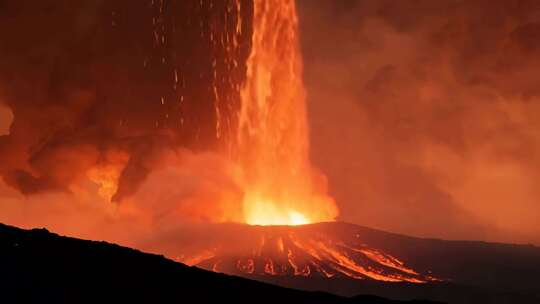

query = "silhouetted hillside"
[{"left": 0, "top": 223, "right": 438, "bottom": 304}]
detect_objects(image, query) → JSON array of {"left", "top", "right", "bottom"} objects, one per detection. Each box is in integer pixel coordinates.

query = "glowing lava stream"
[
  {"left": 235, "top": 0, "right": 338, "bottom": 225},
  {"left": 171, "top": 223, "right": 440, "bottom": 283}
]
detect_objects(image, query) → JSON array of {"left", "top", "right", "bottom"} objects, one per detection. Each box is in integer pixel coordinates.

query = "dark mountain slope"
[{"left": 0, "top": 223, "right": 437, "bottom": 304}]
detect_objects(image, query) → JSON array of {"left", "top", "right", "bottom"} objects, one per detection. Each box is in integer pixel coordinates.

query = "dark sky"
[{"left": 0, "top": 0, "right": 539, "bottom": 245}]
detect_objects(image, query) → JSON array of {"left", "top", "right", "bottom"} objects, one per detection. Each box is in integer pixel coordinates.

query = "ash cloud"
[
  {"left": 0, "top": 0, "right": 250, "bottom": 198},
  {"left": 298, "top": 0, "right": 540, "bottom": 244}
]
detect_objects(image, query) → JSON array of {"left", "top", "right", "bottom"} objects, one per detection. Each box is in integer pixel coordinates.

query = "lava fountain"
[
  {"left": 122, "top": 0, "right": 437, "bottom": 285},
  {"left": 85, "top": 0, "right": 438, "bottom": 285},
  {"left": 234, "top": 0, "right": 337, "bottom": 226}
]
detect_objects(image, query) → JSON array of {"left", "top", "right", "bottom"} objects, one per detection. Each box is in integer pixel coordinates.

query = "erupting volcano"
[
  {"left": 159, "top": 0, "right": 436, "bottom": 285},
  {"left": 0, "top": 0, "right": 437, "bottom": 286},
  {"left": 233, "top": 0, "right": 337, "bottom": 226},
  {"left": 2, "top": 0, "right": 540, "bottom": 303},
  {"left": 135, "top": 0, "right": 435, "bottom": 285}
]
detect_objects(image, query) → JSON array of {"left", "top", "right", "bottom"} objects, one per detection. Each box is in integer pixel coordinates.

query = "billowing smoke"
[
  {"left": 298, "top": 0, "right": 540, "bottom": 244},
  {"left": 0, "top": 0, "right": 252, "bottom": 244},
  {"left": 0, "top": 0, "right": 250, "bottom": 197}
]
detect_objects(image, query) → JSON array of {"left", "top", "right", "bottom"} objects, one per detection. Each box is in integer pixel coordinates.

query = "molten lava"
[
  {"left": 235, "top": 0, "right": 337, "bottom": 226},
  {"left": 162, "top": 222, "right": 439, "bottom": 283}
]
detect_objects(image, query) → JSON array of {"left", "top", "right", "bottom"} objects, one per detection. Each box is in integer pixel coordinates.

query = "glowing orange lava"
[
  {"left": 235, "top": 0, "right": 338, "bottom": 226},
  {"left": 171, "top": 223, "right": 439, "bottom": 283}
]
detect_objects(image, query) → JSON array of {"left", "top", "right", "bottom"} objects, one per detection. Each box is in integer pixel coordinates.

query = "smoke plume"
[{"left": 299, "top": 0, "right": 540, "bottom": 244}]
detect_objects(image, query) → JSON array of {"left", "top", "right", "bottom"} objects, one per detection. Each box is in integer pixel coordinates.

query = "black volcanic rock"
[{"left": 0, "top": 223, "right": 437, "bottom": 304}]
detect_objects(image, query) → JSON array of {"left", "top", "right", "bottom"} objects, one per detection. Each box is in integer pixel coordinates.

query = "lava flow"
[
  {"left": 233, "top": 0, "right": 338, "bottom": 226},
  {"left": 151, "top": 222, "right": 438, "bottom": 283}
]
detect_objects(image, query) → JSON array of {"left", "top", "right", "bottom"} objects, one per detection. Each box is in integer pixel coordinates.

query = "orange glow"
[
  {"left": 86, "top": 151, "right": 128, "bottom": 201},
  {"left": 235, "top": 0, "right": 338, "bottom": 226},
  {"left": 174, "top": 224, "right": 438, "bottom": 283},
  {"left": 243, "top": 198, "right": 310, "bottom": 226},
  {"left": 87, "top": 167, "right": 120, "bottom": 201}
]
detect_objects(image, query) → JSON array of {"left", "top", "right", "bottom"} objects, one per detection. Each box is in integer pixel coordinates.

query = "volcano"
[
  {"left": 169, "top": 223, "right": 436, "bottom": 283},
  {"left": 142, "top": 221, "right": 540, "bottom": 303},
  {"left": 1, "top": 222, "right": 445, "bottom": 304}
]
